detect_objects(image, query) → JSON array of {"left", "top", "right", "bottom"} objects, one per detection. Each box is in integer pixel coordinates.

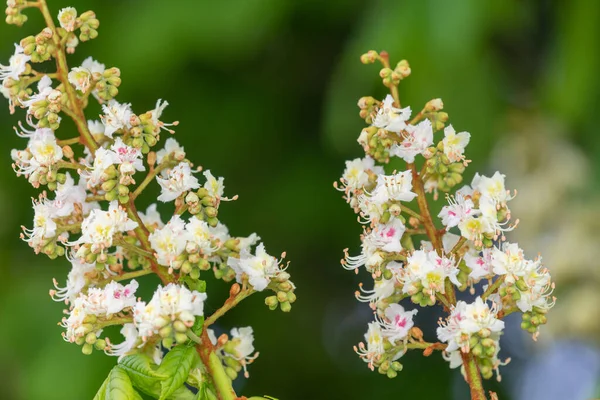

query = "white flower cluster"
[
  {"left": 2, "top": 4, "right": 297, "bottom": 397},
  {"left": 437, "top": 297, "right": 506, "bottom": 379},
  {"left": 356, "top": 304, "right": 418, "bottom": 370},
  {"left": 208, "top": 326, "right": 257, "bottom": 377},
  {"left": 61, "top": 280, "right": 139, "bottom": 343},
  {"left": 339, "top": 54, "right": 555, "bottom": 384},
  {"left": 438, "top": 172, "right": 516, "bottom": 245}
]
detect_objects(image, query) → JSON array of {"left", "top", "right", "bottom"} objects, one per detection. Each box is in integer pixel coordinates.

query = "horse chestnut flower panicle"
[
  {"left": 337, "top": 50, "right": 555, "bottom": 398},
  {"left": 1, "top": 2, "right": 296, "bottom": 398}
]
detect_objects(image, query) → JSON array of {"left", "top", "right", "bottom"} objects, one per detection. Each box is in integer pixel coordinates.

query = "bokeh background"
[{"left": 1, "top": 0, "right": 599, "bottom": 399}]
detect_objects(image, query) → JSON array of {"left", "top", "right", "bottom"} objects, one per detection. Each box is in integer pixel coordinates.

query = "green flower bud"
[
  {"left": 286, "top": 291, "right": 297, "bottom": 303},
  {"left": 225, "top": 367, "right": 238, "bottom": 381},
  {"left": 85, "top": 332, "right": 97, "bottom": 345},
  {"left": 82, "top": 343, "right": 94, "bottom": 355},
  {"left": 173, "top": 320, "right": 188, "bottom": 333},
  {"left": 280, "top": 301, "right": 292, "bottom": 312},
  {"left": 175, "top": 332, "right": 188, "bottom": 344},
  {"left": 265, "top": 296, "right": 278, "bottom": 308}
]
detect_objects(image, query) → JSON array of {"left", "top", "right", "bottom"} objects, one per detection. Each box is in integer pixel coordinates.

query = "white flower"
[
  {"left": 70, "top": 201, "right": 138, "bottom": 252},
  {"left": 68, "top": 67, "right": 92, "bottom": 92},
  {"left": 472, "top": 171, "right": 511, "bottom": 205},
  {"left": 110, "top": 137, "right": 145, "bottom": 175},
  {"left": 106, "top": 323, "right": 139, "bottom": 358},
  {"left": 21, "top": 75, "right": 57, "bottom": 111},
  {"left": 369, "top": 170, "right": 417, "bottom": 205},
  {"left": 139, "top": 204, "right": 164, "bottom": 228},
  {"left": 356, "top": 275, "right": 396, "bottom": 304},
  {"left": 442, "top": 125, "right": 470, "bottom": 163},
  {"left": 149, "top": 215, "right": 188, "bottom": 267},
  {"left": 490, "top": 242, "right": 527, "bottom": 283},
  {"left": 203, "top": 170, "right": 225, "bottom": 199},
  {"left": 51, "top": 255, "right": 96, "bottom": 303},
  {"left": 57, "top": 7, "right": 77, "bottom": 32},
  {"left": 228, "top": 327, "right": 256, "bottom": 360},
  {"left": 0, "top": 44, "right": 30, "bottom": 83},
  {"left": 457, "top": 214, "right": 495, "bottom": 245},
  {"left": 80, "top": 147, "right": 117, "bottom": 188},
  {"left": 61, "top": 280, "right": 139, "bottom": 343},
  {"left": 515, "top": 259, "right": 555, "bottom": 313},
  {"left": 88, "top": 119, "right": 105, "bottom": 136},
  {"left": 156, "top": 137, "right": 185, "bottom": 164},
  {"left": 227, "top": 243, "right": 280, "bottom": 291},
  {"left": 399, "top": 250, "right": 460, "bottom": 297},
  {"left": 133, "top": 284, "right": 207, "bottom": 339},
  {"left": 437, "top": 298, "right": 504, "bottom": 354},
  {"left": 369, "top": 218, "right": 405, "bottom": 253},
  {"left": 356, "top": 322, "right": 384, "bottom": 369},
  {"left": 464, "top": 248, "right": 493, "bottom": 282},
  {"left": 461, "top": 297, "right": 505, "bottom": 335},
  {"left": 185, "top": 217, "right": 219, "bottom": 255},
  {"left": 53, "top": 172, "right": 86, "bottom": 217},
  {"left": 13, "top": 128, "right": 63, "bottom": 177},
  {"left": 81, "top": 57, "right": 105, "bottom": 75},
  {"left": 103, "top": 280, "right": 139, "bottom": 314},
  {"left": 379, "top": 304, "right": 417, "bottom": 344},
  {"left": 101, "top": 100, "right": 133, "bottom": 138},
  {"left": 22, "top": 197, "right": 58, "bottom": 248},
  {"left": 157, "top": 162, "right": 200, "bottom": 202},
  {"left": 389, "top": 119, "right": 434, "bottom": 163},
  {"left": 438, "top": 191, "right": 478, "bottom": 228},
  {"left": 356, "top": 194, "right": 386, "bottom": 225},
  {"left": 372, "top": 95, "right": 411, "bottom": 133},
  {"left": 338, "top": 156, "right": 384, "bottom": 195}
]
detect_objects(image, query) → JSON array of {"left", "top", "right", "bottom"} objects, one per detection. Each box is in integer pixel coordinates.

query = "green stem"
[
  {"left": 115, "top": 238, "right": 155, "bottom": 259},
  {"left": 205, "top": 287, "right": 254, "bottom": 327},
  {"left": 37, "top": 0, "right": 98, "bottom": 153},
  {"left": 126, "top": 200, "right": 174, "bottom": 285},
  {"left": 461, "top": 352, "right": 487, "bottom": 400},
  {"left": 97, "top": 315, "right": 133, "bottom": 329},
  {"left": 400, "top": 204, "right": 423, "bottom": 221},
  {"left": 110, "top": 268, "right": 153, "bottom": 282},
  {"left": 481, "top": 276, "right": 505, "bottom": 301},
  {"left": 408, "top": 162, "right": 442, "bottom": 254},
  {"left": 436, "top": 292, "right": 453, "bottom": 310},
  {"left": 131, "top": 162, "right": 173, "bottom": 200},
  {"left": 57, "top": 137, "right": 81, "bottom": 146},
  {"left": 449, "top": 236, "right": 467, "bottom": 257},
  {"left": 196, "top": 330, "right": 237, "bottom": 400}
]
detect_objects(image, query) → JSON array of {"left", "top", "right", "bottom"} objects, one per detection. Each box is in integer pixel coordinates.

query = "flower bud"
[{"left": 280, "top": 301, "right": 292, "bottom": 312}]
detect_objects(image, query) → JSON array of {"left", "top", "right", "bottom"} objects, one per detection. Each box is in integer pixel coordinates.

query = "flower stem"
[
  {"left": 37, "top": 0, "right": 98, "bottom": 153},
  {"left": 400, "top": 204, "right": 423, "bottom": 221},
  {"left": 196, "top": 330, "right": 237, "bottom": 400},
  {"left": 481, "top": 276, "right": 505, "bottom": 301},
  {"left": 126, "top": 200, "right": 174, "bottom": 285},
  {"left": 131, "top": 161, "right": 173, "bottom": 200},
  {"left": 408, "top": 163, "right": 443, "bottom": 254},
  {"left": 461, "top": 352, "right": 487, "bottom": 400}
]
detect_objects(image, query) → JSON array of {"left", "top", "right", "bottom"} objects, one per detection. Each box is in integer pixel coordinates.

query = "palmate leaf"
[
  {"left": 156, "top": 345, "right": 199, "bottom": 400},
  {"left": 119, "top": 353, "right": 167, "bottom": 396},
  {"left": 93, "top": 366, "right": 143, "bottom": 400}
]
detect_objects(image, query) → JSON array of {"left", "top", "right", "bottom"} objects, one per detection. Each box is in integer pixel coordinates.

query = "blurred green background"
[{"left": 1, "top": 0, "right": 599, "bottom": 399}]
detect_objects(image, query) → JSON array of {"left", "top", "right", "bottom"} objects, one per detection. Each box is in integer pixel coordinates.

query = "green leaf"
[
  {"left": 168, "top": 386, "right": 197, "bottom": 400},
  {"left": 93, "top": 375, "right": 109, "bottom": 400},
  {"left": 119, "top": 353, "right": 167, "bottom": 396},
  {"left": 191, "top": 316, "right": 205, "bottom": 336},
  {"left": 183, "top": 277, "right": 206, "bottom": 293},
  {"left": 156, "top": 345, "right": 198, "bottom": 400},
  {"left": 93, "top": 366, "right": 140, "bottom": 400}
]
